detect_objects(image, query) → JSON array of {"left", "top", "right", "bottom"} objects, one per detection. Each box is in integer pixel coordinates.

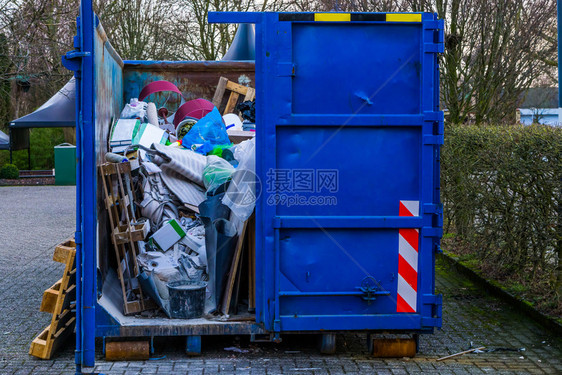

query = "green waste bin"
[{"left": 54, "top": 143, "right": 76, "bottom": 185}]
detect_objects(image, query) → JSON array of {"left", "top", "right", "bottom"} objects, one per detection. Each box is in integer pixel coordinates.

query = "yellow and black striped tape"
[{"left": 278, "top": 13, "right": 422, "bottom": 23}]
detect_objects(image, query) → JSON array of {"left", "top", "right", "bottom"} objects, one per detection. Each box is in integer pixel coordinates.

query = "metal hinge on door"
[
  {"left": 62, "top": 50, "right": 90, "bottom": 73},
  {"left": 61, "top": 17, "right": 90, "bottom": 74},
  {"left": 423, "top": 111, "right": 445, "bottom": 144},
  {"left": 423, "top": 111, "right": 445, "bottom": 145},
  {"left": 421, "top": 294, "right": 442, "bottom": 328},
  {"left": 423, "top": 19, "right": 444, "bottom": 54},
  {"left": 423, "top": 203, "right": 444, "bottom": 233},
  {"left": 421, "top": 227, "right": 443, "bottom": 239}
]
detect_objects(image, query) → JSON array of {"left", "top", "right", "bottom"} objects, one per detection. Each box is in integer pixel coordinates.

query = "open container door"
[
  {"left": 209, "top": 12, "right": 444, "bottom": 336},
  {"left": 62, "top": 0, "right": 124, "bottom": 369}
]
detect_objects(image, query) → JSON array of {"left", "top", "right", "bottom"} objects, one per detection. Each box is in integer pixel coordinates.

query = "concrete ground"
[{"left": 0, "top": 185, "right": 561, "bottom": 375}]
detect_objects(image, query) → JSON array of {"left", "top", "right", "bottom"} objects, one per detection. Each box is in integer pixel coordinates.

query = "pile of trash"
[{"left": 104, "top": 80, "right": 256, "bottom": 319}]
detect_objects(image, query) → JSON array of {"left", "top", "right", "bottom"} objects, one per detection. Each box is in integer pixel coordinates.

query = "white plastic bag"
[
  {"left": 222, "top": 138, "right": 256, "bottom": 221},
  {"left": 121, "top": 98, "right": 148, "bottom": 120}
]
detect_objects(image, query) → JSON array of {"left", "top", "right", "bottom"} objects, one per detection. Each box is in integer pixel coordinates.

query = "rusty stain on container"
[{"left": 123, "top": 61, "right": 255, "bottom": 107}]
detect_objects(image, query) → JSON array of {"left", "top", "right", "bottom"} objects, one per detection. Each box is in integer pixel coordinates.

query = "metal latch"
[
  {"left": 357, "top": 276, "right": 390, "bottom": 305},
  {"left": 62, "top": 50, "right": 90, "bottom": 72}
]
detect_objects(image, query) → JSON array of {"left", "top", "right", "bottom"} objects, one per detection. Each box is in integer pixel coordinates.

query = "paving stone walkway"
[{"left": 0, "top": 186, "right": 560, "bottom": 374}]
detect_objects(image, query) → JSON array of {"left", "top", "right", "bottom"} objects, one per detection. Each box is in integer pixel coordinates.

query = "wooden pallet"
[
  {"left": 99, "top": 162, "right": 148, "bottom": 315},
  {"left": 30, "top": 239, "right": 76, "bottom": 359},
  {"left": 212, "top": 76, "right": 256, "bottom": 115}
]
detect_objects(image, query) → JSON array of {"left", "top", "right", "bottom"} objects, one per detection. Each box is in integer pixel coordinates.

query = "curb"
[
  {"left": 0, "top": 177, "right": 55, "bottom": 186},
  {"left": 438, "top": 252, "right": 562, "bottom": 336}
]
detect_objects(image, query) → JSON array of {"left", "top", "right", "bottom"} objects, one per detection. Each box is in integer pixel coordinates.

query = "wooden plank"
[
  {"left": 230, "top": 240, "right": 245, "bottom": 315},
  {"left": 51, "top": 316, "right": 76, "bottom": 360},
  {"left": 117, "top": 162, "right": 132, "bottom": 174},
  {"left": 248, "top": 215, "right": 256, "bottom": 311},
  {"left": 100, "top": 165, "right": 129, "bottom": 309},
  {"left": 40, "top": 279, "right": 61, "bottom": 313},
  {"left": 228, "top": 130, "right": 255, "bottom": 145},
  {"left": 30, "top": 237, "right": 77, "bottom": 359},
  {"left": 220, "top": 220, "right": 249, "bottom": 316},
  {"left": 53, "top": 253, "right": 76, "bottom": 311},
  {"left": 44, "top": 239, "right": 77, "bottom": 315},
  {"left": 112, "top": 222, "right": 148, "bottom": 244},
  {"left": 40, "top": 284, "right": 75, "bottom": 315},
  {"left": 122, "top": 298, "right": 156, "bottom": 315},
  {"left": 225, "top": 315, "right": 255, "bottom": 322},
  {"left": 58, "top": 284, "right": 76, "bottom": 315},
  {"left": 115, "top": 165, "right": 145, "bottom": 310},
  {"left": 226, "top": 80, "right": 250, "bottom": 95},
  {"left": 224, "top": 92, "right": 240, "bottom": 114},
  {"left": 99, "top": 161, "right": 131, "bottom": 176},
  {"left": 53, "top": 244, "right": 75, "bottom": 264},
  {"left": 123, "top": 300, "right": 143, "bottom": 316},
  {"left": 244, "top": 87, "right": 256, "bottom": 102},
  {"left": 29, "top": 316, "right": 76, "bottom": 360},
  {"left": 51, "top": 308, "right": 74, "bottom": 337},
  {"left": 212, "top": 77, "right": 228, "bottom": 107},
  {"left": 29, "top": 326, "right": 50, "bottom": 358},
  {"left": 100, "top": 163, "right": 118, "bottom": 175}
]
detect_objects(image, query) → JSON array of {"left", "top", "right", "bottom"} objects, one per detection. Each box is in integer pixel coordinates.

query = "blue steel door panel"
[
  {"left": 274, "top": 126, "right": 420, "bottom": 216},
  {"left": 291, "top": 24, "right": 421, "bottom": 115},
  {"left": 208, "top": 12, "right": 444, "bottom": 333},
  {"left": 279, "top": 228, "right": 400, "bottom": 316}
]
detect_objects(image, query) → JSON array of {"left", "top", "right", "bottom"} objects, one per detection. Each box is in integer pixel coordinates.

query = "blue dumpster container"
[{"left": 65, "top": 6, "right": 443, "bottom": 368}]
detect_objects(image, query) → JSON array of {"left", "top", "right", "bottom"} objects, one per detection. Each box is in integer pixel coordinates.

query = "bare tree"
[
  {"left": 318, "top": 0, "right": 557, "bottom": 124},
  {"left": 95, "top": 0, "right": 174, "bottom": 60},
  {"left": 437, "top": 0, "right": 557, "bottom": 124},
  {"left": 0, "top": 0, "right": 78, "bottom": 118},
  {"left": 0, "top": 33, "right": 11, "bottom": 130},
  {"left": 0, "top": 0, "right": 557, "bottom": 126},
  {"left": 167, "top": 0, "right": 293, "bottom": 61}
]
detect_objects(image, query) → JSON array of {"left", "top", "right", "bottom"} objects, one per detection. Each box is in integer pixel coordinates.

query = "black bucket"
[{"left": 167, "top": 281, "right": 207, "bottom": 319}]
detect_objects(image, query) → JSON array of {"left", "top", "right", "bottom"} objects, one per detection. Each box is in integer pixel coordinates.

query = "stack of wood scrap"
[
  {"left": 29, "top": 239, "right": 76, "bottom": 359},
  {"left": 100, "top": 162, "right": 152, "bottom": 315}
]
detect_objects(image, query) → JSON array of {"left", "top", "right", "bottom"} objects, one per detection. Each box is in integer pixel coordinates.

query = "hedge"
[
  {"left": 0, "top": 163, "right": 19, "bottom": 179},
  {"left": 442, "top": 124, "right": 562, "bottom": 298}
]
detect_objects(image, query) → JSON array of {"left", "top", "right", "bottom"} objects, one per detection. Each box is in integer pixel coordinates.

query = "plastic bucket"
[{"left": 167, "top": 281, "right": 207, "bottom": 319}]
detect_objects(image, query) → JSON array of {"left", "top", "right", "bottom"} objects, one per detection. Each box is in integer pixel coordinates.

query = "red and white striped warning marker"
[{"left": 397, "top": 200, "right": 419, "bottom": 313}]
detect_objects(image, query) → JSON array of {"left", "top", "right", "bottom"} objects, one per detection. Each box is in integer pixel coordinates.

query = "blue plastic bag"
[{"left": 181, "top": 107, "right": 231, "bottom": 154}]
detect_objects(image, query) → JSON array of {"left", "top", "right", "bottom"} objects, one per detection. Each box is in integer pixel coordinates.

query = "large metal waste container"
[
  {"left": 65, "top": 6, "right": 444, "bottom": 368},
  {"left": 54, "top": 143, "right": 76, "bottom": 185}
]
